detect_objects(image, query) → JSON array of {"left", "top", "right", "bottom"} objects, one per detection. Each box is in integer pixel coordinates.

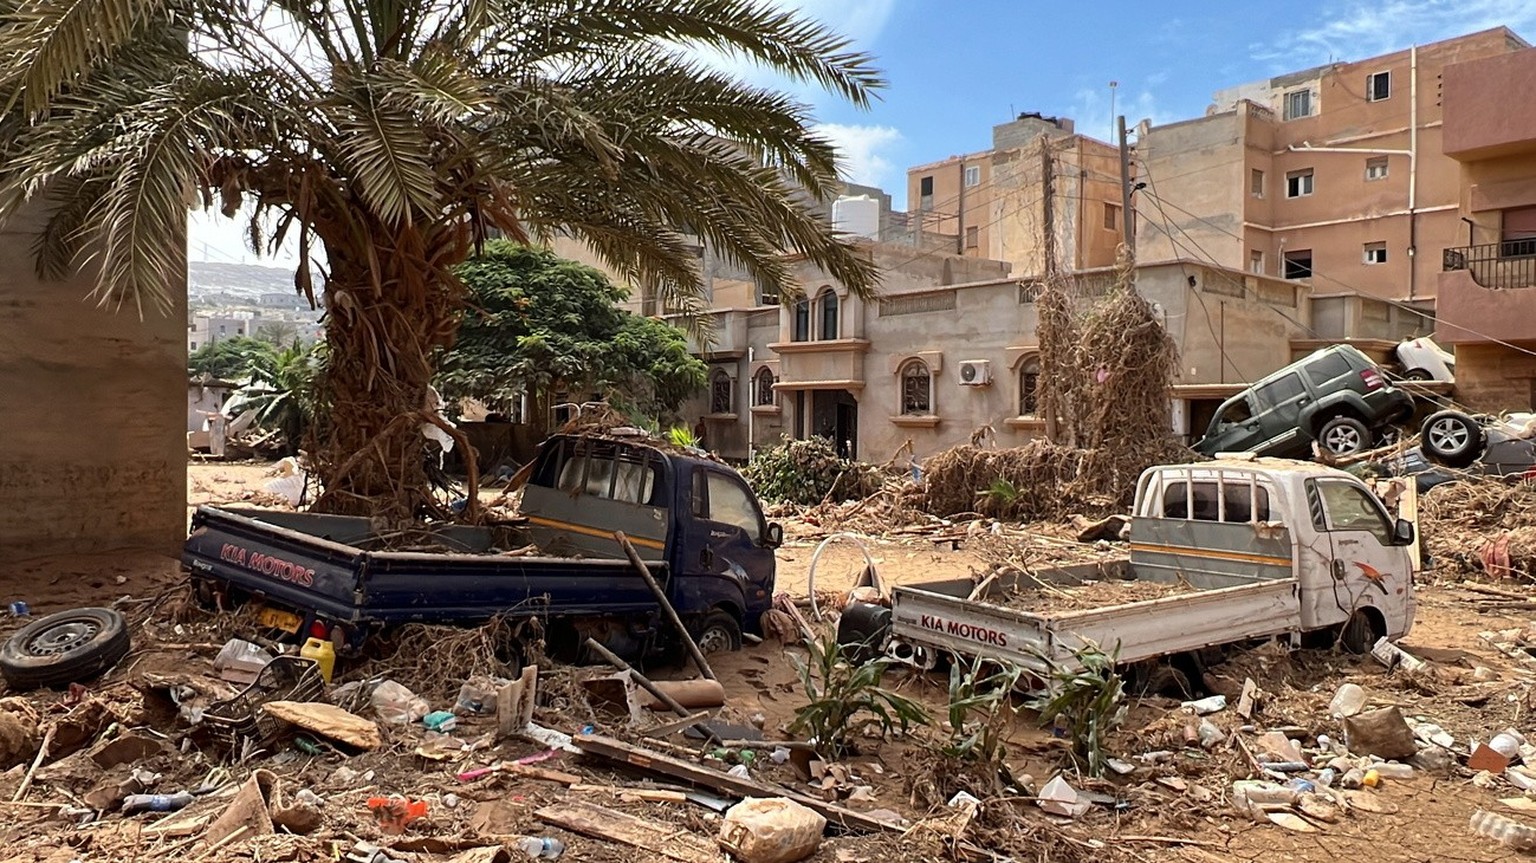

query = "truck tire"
[
  {"left": 1403, "top": 368, "right": 1433, "bottom": 381},
  {"left": 836, "top": 601, "right": 892, "bottom": 664},
  {"left": 1317, "top": 416, "right": 1371, "bottom": 456},
  {"left": 1421, "top": 410, "right": 1483, "bottom": 468},
  {"left": 1339, "top": 610, "right": 1383, "bottom": 655},
  {"left": 692, "top": 610, "right": 742, "bottom": 655},
  {"left": 0, "top": 608, "right": 131, "bottom": 691}
]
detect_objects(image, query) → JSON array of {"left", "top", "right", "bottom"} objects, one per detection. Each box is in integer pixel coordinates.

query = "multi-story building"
[
  {"left": 906, "top": 114, "right": 1128, "bottom": 274},
  {"left": 1435, "top": 42, "right": 1536, "bottom": 410},
  {"left": 1138, "top": 27, "right": 1529, "bottom": 310}
]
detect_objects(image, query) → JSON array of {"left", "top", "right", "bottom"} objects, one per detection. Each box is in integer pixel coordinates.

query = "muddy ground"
[{"left": 0, "top": 461, "right": 1527, "bottom": 861}]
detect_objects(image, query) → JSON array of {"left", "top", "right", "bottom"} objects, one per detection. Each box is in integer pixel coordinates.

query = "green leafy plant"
[
  {"left": 978, "top": 478, "right": 1020, "bottom": 507},
  {"left": 789, "top": 630, "right": 928, "bottom": 759},
  {"left": 1026, "top": 644, "right": 1126, "bottom": 778},
  {"left": 224, "top": 340, "right": 325, "bottom": 455},
  {"left": 937, "top": 657, "right": 1023, "bottom": 765},
  {"left": 666, "top": 426, "right": 701, "bottom": 449},
  {"left": 742, "top": 436, "right": 882, "bottom": 505}
]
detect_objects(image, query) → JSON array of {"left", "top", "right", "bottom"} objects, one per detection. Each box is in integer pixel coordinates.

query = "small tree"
[
  {"left": 188, "top": 336, "right": 277, "bottom": 382},
  {"left": 437, "top": 242, "right": 706, "bottom": 431}
]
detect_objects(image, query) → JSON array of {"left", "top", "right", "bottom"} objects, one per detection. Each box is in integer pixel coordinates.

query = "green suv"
[{"left": 1194, "top": 346, "right": 1414, "bottom": 459}]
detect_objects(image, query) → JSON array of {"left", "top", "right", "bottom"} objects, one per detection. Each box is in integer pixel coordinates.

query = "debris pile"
[
  {"left": 1420, "top": 479, "right": 1536, "bottom": 580},
  {"left": 743, "top": 436, "right": 890, "bottom": 506}
]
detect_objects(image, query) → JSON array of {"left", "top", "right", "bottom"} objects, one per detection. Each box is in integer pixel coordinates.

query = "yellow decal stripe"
[
  {"left": 1130, "top": 542, "right": 1291, "bottom": 568},
  {"left": 526, "top": 516, "right": 666, "bottom": 550}
]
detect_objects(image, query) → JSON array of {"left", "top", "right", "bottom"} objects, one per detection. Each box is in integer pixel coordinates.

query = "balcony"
[{"left": 1442, "top": 242, "right": 1536, "bottom": 290}]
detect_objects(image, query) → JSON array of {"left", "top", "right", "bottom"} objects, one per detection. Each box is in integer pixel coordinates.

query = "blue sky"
[{"left": 189, "top": 0, "right": 1536, "bottom": 267}]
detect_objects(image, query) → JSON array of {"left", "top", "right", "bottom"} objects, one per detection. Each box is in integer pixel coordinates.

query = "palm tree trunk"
[{"left": 309, "top": 251, "right": 457, "bottom": 522}]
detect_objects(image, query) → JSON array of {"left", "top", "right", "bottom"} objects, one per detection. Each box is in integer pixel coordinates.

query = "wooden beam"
[
  {"left": 615, "top": 530, "right": 715, "bottom": 681},
  {"left": 535, "top": 800, "right": 717, "bottom": 862},
  {"left": 573, "top": 734, "right": 902, "bottom": 835}
]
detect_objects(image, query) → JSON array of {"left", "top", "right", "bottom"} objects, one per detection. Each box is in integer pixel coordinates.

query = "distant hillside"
[{"left": 188, "top": 261, "right": 299, "bottom": 300}]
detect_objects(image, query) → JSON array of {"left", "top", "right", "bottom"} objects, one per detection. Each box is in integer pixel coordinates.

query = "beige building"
[
  {"left": 1139, "top": 27, "right": 1530, "bottom": 310},
  {"left": 1434, "top": 42, "right": 1536, "bottom": 411},
  {"left": 906, "top": 115, "right": 1128, "bottom": 274}
]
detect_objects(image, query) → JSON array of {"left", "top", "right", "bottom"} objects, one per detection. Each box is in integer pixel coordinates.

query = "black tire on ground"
[
  {"left": 1317, "top": 416, "right": 1372, "bottom": 456},
  {"left": 692, "top": 609, "right": 742, "bottom": 655},
  {"left": 1403, "top": 368, "right": 1433, "bottom": 381},
  {"left": 1339, "top": 610, "right": 1382, "bottom": 655},
  {"left": 1421, "top": 410, "right": 1484, "bottom": 468},
  {"left": 836, "top": 601, "right": 892, "bottom": 664},
  {"left": 0, "top": 607, "right": 131, "bottom": 691}
]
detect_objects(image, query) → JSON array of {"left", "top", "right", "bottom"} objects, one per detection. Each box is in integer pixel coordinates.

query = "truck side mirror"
[
  {"left": 1392, "top": 518, "right": 1415, "bottom": 546},
  {"left": 764, "top": 523, "right": 784, "bottom": 549}
]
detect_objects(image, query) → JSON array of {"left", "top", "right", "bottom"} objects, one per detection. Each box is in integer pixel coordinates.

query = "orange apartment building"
[
  {"left": 905, "top": 114, "right": 1128, "bottom": 275},
  {"left": 1138, "top": 27, "right": 1530, "bottom": 317},
  {"left": 1435, "top": 43, "right": 1536, "bottom": 411}
]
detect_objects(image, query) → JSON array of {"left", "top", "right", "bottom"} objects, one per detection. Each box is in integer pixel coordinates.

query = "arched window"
[
  {"left": 753, "top": 367, "right": 777, "bottom": 407},
  {"left": 818, "top": 289, "right": 839, "bottom": 340},
  {"left": 1019, "top": 357, "right": 1041, "bottom": 416},
  {"left": 792, "top": 298, "right": 811, "bottom": 341},
  {"left": 900, "top": 359, "right": 932, "bottom": 415},
  {"left": 709, "top": 368, "right": 733, "bottom": 414}
]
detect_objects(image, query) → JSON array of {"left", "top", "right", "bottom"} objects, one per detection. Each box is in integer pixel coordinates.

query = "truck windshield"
[{"left": 1313, "top": 480, "right": 1392, "bottom": 544}]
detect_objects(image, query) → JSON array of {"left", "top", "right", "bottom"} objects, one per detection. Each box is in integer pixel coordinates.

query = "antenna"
[{"left": 1108, "top": 81, "right": 1119, "bottom": 141}]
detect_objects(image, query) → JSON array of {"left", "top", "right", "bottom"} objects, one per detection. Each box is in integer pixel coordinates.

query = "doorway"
[{"left": 810, "top": 390, "right": 859, "bottom": 459}]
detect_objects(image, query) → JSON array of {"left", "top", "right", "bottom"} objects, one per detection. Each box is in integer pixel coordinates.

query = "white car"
[{"left": 1394, "top": 337, "right": 1455, "bottom": 382}]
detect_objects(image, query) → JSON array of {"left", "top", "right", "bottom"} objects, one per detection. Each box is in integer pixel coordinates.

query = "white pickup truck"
[{"left": 843, "top": 457, "right": 1417, "bottom": 677}]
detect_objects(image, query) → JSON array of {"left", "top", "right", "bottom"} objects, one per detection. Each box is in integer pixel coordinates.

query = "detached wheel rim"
[
  {"left": 26, "top": 620, "right": 100, "bottom": 656},
  {"left": 1428, "top": 418, "right": 1469, "bottom": 453},
  {"left": 1324, "top": 425, "right": 1362, "bottom": 454}
]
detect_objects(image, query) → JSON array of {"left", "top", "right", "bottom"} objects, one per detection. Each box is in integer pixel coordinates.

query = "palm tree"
[{"left": 0, "top": 0, "right": 882, "bottom": 521}]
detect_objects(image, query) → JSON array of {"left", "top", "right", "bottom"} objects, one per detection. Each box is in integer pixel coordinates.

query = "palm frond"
[{"left": 0, "top": 0, "right": 171, "bottom": 114}]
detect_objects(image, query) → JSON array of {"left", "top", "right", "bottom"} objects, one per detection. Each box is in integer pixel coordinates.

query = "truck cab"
[{"left": 1133, "top": 457, "right": 1415, "bottom": 650}]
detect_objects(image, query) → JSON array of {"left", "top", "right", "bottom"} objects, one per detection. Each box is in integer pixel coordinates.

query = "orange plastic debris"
[{"left": 367, "top": 795, "right": 428, "bottom": 834}]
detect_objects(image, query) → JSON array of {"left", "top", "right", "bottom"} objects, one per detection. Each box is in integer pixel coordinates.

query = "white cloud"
[
  {"left": 1255, "top": 0, "right": 1536, "bottom": 67},
  {"left": 813, "top": 122, "right": 903, "bottom": 189},
  {"left": 1071, "top": 82, "right": 1176, "bottom": 146}
]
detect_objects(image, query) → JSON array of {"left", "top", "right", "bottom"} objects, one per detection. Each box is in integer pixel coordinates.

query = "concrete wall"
[
  {"left": 1449, "top": 342, "right": 1536, "bottom": 411},
  {"left": 990, "top": 136, "right": 1126, "bottom": 278},
  {"left": 1443, "top": 45, "right": 1536, "bottom": 160},
  {"left": 906, "top": 149, "right": 994, "bottom": 257},
  {"left": 0, "top": 200, "right": 187, "bottom": 556},
  {"left": 1138, "top": 109, "right": 1251, "bottom": 271}
]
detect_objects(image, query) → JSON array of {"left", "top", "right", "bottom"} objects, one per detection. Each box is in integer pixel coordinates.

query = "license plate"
[{"left": 257, "top": 607, "right": 303, "bottom": 634}]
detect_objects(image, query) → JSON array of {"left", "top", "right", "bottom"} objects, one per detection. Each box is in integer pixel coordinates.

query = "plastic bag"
[
  {"left": 371, "top": 680, "right": 430, "bottom": 725},
  {"left": 719, "top": 797, "right": 825, "bottom": 863},
  {"left": 455, "top": 675, "right": 507, "bottom": 715}
]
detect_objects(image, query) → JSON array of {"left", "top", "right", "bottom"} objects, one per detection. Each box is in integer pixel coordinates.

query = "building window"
[
  {"left": 792, "top": 298, "right": 810, "bottom": 341},
  {"left": 1249, "top": 250, "right": 1265, "bottom": 275},
  {"left": 1365, "top": 157, "right": 1389, "bottom": 181},
  {"left": 963, "top": 165, "right": 980, "bottom": 187},
  {"left": 1363, "top": 241, "right": 1388, "bottom": 265},
  {"left": 1284, "top": 249, "right": 1314, "bottom": 279},
  {"left": 1367, "top": 71, "right": 1391, "bottom": 102},
  {"left": 189, "top": 341, "right": 198, "bottom": 350},
  {"left": 1251, "top": 169, "right": 1264, "bottom": 198},
  {"left": 1018, "top": 357, "right": 1041, "bottom": 416},
  {"left": 753, "top": 366, "right": 776, "bottom": 407},
  {"left": 1104, "top": 202, "right": 1120, "bottom": 231},
  {"left": 1286, "top": 168, "right": 1314, "bottom": 198},
  {"left": 818, "top": 289, "right": 839, "bottom": 340},
  {"left": 918, "top": 175, "right": 934, "bottom": 210},
  {"left": 1283, "top": 88, "right": 1313, "bottom": 120},
  {"left": 1502, "top": 206, "right": 1536, "bottom": 258},
  {"left": 709, "top": 369, "right": 733, "bottom": 414},
  {"left": 899, "top": 360, "right": 932, "bottom": 415},
  {"left": 965, "top": 226, "right": 979, "bottom": 248}
]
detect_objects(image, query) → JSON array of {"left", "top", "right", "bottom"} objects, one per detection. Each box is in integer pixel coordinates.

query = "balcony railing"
[{"left": 1443, "top": 241, "right": 1536, "bottom": 289}]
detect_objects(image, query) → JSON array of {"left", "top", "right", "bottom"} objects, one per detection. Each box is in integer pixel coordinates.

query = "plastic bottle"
[
  {"left": 1471, "top": 809, "right": 1536, "bottom": 852},
  {"left": 1316, "top": 768, "right": 1337, "bottom": 788},
  {"left": 121, "top": 792, "right": 194, "bottom": 814},
  {"left": 515, "top": 837, "right": 565, "bottom": 859},
  {"left": 300, "top": 637, "right": 335, "bottom": 683},
  {"left": 1374, "top": 762, "right": 1414, "bottom": 780}
]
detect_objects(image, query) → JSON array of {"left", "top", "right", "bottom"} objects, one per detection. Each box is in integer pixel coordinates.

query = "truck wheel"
[
  {"left": 1421, "top": 410, "right": 1483, "bottom": 468},
  {"left": 693, "top": 611, "right": 742, "bottom": 655},
  {"left": 1403, "top": 368, "right": 1433, "bottom": 381},
  {"left": 1339, "top": 610, "right": 1382, "bottom": 655},
  {"left": 836, "top": 601, "right": 892, "bottom": 664},
  {"left": 1318, "top": 416, "right": 1371, "bottom": 456},
  {"left": 0, "top": 608, "right": 131, "bottom": 691}
]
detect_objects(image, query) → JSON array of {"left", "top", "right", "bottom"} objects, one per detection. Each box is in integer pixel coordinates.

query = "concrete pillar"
[{"left": 0, "top": 199, "right": 187, "bottom": 557}]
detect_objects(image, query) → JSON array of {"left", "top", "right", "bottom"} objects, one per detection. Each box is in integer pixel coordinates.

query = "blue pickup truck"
[{"left": 183, "top": 432, "right": 782, "bottom": 660}]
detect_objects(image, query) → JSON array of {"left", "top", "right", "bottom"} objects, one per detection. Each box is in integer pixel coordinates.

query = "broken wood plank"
[
  {"left": 516, "top": 665, "right": 539, "bottom": 729},
  {"left": 616, "top": 530, "right": 715, "bottom": 681},
  {"left": 497, "top": 677, "right": 523, "bottom": 740},
  {"left": 1236, "top": 677, "right": 1258, "bottom": 721},
  {"left": 570, "top": 784, "right": 689, "bottom": 803},
  {"left": 535, "top": 800, "right": 716, "bottom": 862},
  {"left": 573, "top": 733, "right": 902, "bottom": 835},
  {"left": 504, "top": 763, "right": 581, "bottom": 785},
  {"left": 261, "top": 701, "right": 380, "bottom": 750},
  {"left": 643, "top": 711, "right": 711, "bottom": 739}
]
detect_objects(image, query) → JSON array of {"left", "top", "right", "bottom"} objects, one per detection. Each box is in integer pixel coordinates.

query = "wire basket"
[{"left": 203, "top": 655, "right": 326, "bottom": 747}]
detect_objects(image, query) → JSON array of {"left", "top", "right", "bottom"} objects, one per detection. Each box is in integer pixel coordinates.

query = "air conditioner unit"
[{"left": 957, "top": 359, "right": 992, "bottom": 386}]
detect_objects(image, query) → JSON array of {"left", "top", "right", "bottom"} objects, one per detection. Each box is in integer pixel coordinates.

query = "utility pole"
[
  {"left": 956, "top": 159, "right": 966, "bottom": 255},
  {"left": 1040, "top": 135, "right": 1055, "bottom": 278},
  {"left": 1117, "top": 114, "right": 1135, "bottom": 256}
]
